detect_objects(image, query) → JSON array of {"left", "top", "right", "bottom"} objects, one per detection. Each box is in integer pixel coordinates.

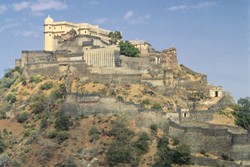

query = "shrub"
[
  {"left": 30, "top": 94, "right": 47, "bottom": 114},
  {"left": 0, "top": 134, "right": 6, "bottom": 153},
  {"left": 57, "top": 157, "right": 77, "bottom": 167},
  {"left": 40, "top": 82, "right": 53, "bottom": 90},
  {"left": 0, "top": 154, "right": 9, "bottom": 167},
  {"left": 117, "top": 96, "right": 124, "bottom": 102},
  {"left": 56, "top": 131, "right": 69, "bottom": 142},
  {"left": 5, "top": 92, "right": 16, "bottom": 104},
  {"left": 106, "top": 140, "right": 134, "bottom": 167},
  {"left": 51, "top": 84, "right": 66, "bottom": 100},
  {"left": 150, "top": 124, "right": 158, "bottom": 133},
  {"left": 151, "top": 103, "right": 162, "bottom": 110},
  {"left": 11, "top": 159, "right": 22, "bottom": 167},
  {"left": 54, "top": 112, "right": 71, "bottom": 131},
  {"left": 38, "top": 149, "right": 52, "bottom": 164},
  {"left": 46, "top": 129, "right": 57, "bottom": 139},
  {"left": 40, "top": 116, "right": 49, "bottom": 130},
  {"left": 172, "top": 145, "right": 191, "bottom": 165},
  {"left": 88, "top": 125, "right": 100, "bottom": 141},
  {"left": 16, "top": 111, "right": 29, "bottom": 123},
  {"left": 29, "top": 75, "right": 41, "bottom": 84},
  {"left": 0, "top": 110, "right": 6, "bottom": 119},
  {"left": 133, "top": 132, "right": 150, "bottom": 155},
  {"left": 109, "top": 121, "right": 134, "bottom": 141},
  {"left": 11, "top": 159, "right": 21, "bottom": 167}
]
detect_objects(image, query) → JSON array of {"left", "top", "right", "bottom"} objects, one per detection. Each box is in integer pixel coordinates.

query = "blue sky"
[{"left": 0, "top": 0, "right": 249, "bottom": 100}]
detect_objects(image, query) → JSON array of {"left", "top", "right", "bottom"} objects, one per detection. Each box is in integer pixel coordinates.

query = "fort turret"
[{"left": 44, "top": 15, "right": 54, "bottom": 51}]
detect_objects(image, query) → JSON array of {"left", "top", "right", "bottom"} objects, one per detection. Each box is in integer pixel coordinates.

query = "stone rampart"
[
  {"left": 26, "top": 62, "right": 59, "bottom": 77},
  {"left": 168, "top": 121, "right": 250, "bottom": 164},
  {"left": 191, "top": 156, "right": 240, "bottom": 167},
  {"left": 87, "top": 73, "right": 141, "bottom": 85},
  {"left": 21, "top": 50, "right": 53, "bottom": 67}
]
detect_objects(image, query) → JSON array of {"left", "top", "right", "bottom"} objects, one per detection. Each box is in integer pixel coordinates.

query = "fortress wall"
[
  {"left": 26, "top": 62, "right": 59, "bottom": 77},
  {"left": 191, "top": 156, "right": 240, "bottom": 167},
  {"left": 21, "top": 50, "right": 53, "bottom": 66},
  {"left": 68, "top": 61, "right": 87, "bottom": 75},
  {"left": 120, "top": 56, "right": 151, "bottom": 72},
  {"left": 169, "top": 121, "right": 250, "bottom": 162},
  {"left": 186, "top": 110, "right": 214, "bottom": 122},
  {"left": 232, "top": 134, "right": 250, "bottom": 145},
  {"left": 168, "top": 121, "right": 232, "bottom": 155},
  {"left": 88, "top": 73, "right": 141, "bottom": 85}
]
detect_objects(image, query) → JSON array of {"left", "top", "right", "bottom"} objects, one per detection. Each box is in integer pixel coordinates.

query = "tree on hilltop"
[
  {"left": 119, "top": 41, "right": 140, "bottom": 57},
  {"left": 108, "top": 31, "right": 122, "bottom": 45},
  {"left": 233, "top": 97, "right": 250, "bottom": 130}
]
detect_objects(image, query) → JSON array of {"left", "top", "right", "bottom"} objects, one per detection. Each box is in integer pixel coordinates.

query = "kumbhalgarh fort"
[{"left": 1, "top": 16, "right": 249, "bottom": 166}]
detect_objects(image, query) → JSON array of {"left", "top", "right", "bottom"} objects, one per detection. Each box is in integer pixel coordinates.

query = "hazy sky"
[{"left": 0, "top": 0, "right": 249, "bottom": 100}]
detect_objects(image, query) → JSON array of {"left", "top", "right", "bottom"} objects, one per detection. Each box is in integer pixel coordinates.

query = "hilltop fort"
[
  {"left": 2, "top": 16, "right": 249, "bottom": 166},
  {"left": 15, "top": 16, "right": 222, "bottom": 111}
]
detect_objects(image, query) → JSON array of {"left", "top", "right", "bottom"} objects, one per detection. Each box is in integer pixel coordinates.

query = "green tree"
[
  {"left": 238, "top": 97, "right": 250, "bottom": 112},
  {"left": 233, "top": 97, "right": 250, "bottom": 129},
  {"left": 119, "top": 41, "right": 140, "bottom": 57},
  {"left": 16, "top": 111, "right": 29, "bottom": 123},
  {"left": 108, "top": 31, "right": 122, "bottom": 44},
  {"left": 30, "top": 94, "right": 47, "bottom": 114},
  {"left": 5, "top": 92, "right": 16, "bottom": 104},
  {"left": 88, "top": 125, "right": 100, "bottom": 141},
  {"left": 54, "top": 112, "right": 71, "bottom": 131},
  {"left": 172, "top": 145, "right": 191, "bottom": 165}
]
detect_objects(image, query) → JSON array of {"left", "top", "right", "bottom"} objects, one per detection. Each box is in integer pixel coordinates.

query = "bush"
[
  {"left": 109, "top": 121, "right": 134, "bottom": 141},
  {"left": 133, "top": 132, "right": 150, "bottom": 155},
  {"left": 106, "top": 140, "right": 135, "bottom": 167},
  {"left": 38, "top": 149, "right": 52, "bottom": 164},
  {"left": 29, "top": 75, "right": 41, "bottom": 84},
  {"left": 150, "top": 124, "right": 158, "bottom": 133},
  {"left": 172, "top": 145, "right": 191, "bottom": 165},
  {"left": 46, "top": 129, "right": 57, "bottom": 139},
  {"left": 51, "top": 84, "right": 66, "bottom": 100},
  {"left": 0, "top": 134, "right": 6, "bottom": 153},
  {"left": 117, "top": 96, "right": 124, "bottom": 102},
  {"left": 57, "top": 157, "right": 77, "bottom": 167},
  {"left": 151, "top": 103, "right": 162, "bottom": 110},
  {"left": 40, "top": 116, "right": 49, "bottom": 130},
  {"left": 40, "top": 82, "right": 53, "bottom": 90},
  {"left": 30, "top": 94, "right": 47, "bottom": 114},
  {"left": 88, "top": 125, "right": 100, "bottom": 141},
  {"left": 0, "top": 154, "right": 9, "bottom": 167},
  {"left": 54, "top": 112, "right": 71, "bottom": 131},
  {"left": 16, "top": 111, "right": 29, "bottom": 123},
  {"left": 11, "top": 159, "right": 21, "bottom": 167},
  {"left": 0, "top": 110, "right": 6, "bottom": 119},
  {"left": 56, "top": 131, "right": 69, "bottom": 142},
  {"left": 5, "top": 92, "right": 16, "bottom": 104}
]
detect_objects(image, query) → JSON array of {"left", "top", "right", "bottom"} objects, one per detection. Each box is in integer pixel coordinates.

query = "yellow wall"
[{"left": 44, "top": 16, "right": 111, "bottom": 51}]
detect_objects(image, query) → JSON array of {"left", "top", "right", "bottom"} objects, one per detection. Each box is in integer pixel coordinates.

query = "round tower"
[{"left": 44, "top": 15, "right": 54, "bottom": 51}]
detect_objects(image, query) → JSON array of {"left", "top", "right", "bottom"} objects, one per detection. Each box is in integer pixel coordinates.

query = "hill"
[{"left": 0, "top": 67, "right": 248, "bottom": 167}]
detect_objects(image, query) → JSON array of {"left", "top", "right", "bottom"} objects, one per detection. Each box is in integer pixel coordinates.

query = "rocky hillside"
[{"left": 0, "top": 67, "right": 246, "bottom": 167}]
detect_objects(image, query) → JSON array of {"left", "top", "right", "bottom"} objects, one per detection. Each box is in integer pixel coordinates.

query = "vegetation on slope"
[{"left": 0, "top": 68, "right": 247, "bottom": 166}]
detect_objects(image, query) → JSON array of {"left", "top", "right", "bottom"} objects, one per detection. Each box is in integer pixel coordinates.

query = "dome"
[{"left": 45, "top": 15, "right": 54, "bottom": 24}]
